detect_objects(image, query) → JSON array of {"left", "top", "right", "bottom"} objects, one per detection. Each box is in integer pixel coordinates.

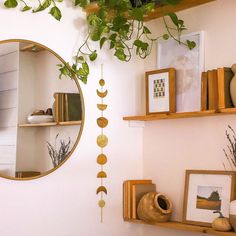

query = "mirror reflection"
[{"left": 0, "top": 40, "right": 83, "bottom": 179}]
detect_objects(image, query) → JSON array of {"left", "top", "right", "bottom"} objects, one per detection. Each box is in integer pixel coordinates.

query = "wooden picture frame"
[
  {"left": 183, "top": 170, "right": 236, "bottom": 227},
  {"left": 145, "top": 68, "right": 176, "bottom": 115}
]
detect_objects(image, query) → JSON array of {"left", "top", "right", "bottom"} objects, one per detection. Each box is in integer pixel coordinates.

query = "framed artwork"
[
  {"left": 157, "top": 31, "right": 204, "bottom": 112},
  {"left": 145, "top": 68, "right": 176, "bottom": 114},
  {"left": 183, "top": 170, "right": 236, "bottom": 227}
]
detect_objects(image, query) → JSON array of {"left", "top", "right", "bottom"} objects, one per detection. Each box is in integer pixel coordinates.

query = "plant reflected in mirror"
[{"left": 47, "top": 134, "right": 71, "bottom": 168}]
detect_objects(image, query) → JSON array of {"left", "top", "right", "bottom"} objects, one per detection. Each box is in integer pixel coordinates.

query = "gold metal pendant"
[{"left": 96, "top": 64, "right": 108, "bottom": 223}]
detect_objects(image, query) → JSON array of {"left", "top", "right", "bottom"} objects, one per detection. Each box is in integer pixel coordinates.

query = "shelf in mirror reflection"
[{"left": 18, "top": 121, "right": 82, "bottom": 127}]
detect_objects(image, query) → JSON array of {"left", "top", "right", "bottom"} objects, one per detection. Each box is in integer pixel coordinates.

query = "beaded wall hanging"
[{"left": 96, "top": 64, "right": 108, "bottom": 222}]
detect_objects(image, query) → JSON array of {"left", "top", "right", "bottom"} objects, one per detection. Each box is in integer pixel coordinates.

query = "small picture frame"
[
  {"left": 145, "top": 68, "right": 176, "bottom": 115},
  {"left": 183, "top": 170, "right": 236, "bottom": 227}
]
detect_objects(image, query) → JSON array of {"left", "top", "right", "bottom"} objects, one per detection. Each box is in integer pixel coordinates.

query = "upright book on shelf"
[
  {"left": 207, "top": 70, "right": 218, "bottom": 110},
  {"left": 201, "top": 72, "right": 208, "bottom": 111},
  {"left": 217, "top": 67, "right": 234, "bottom": 109}
]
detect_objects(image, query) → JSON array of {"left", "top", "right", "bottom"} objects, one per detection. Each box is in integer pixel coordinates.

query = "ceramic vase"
[
  {"left": 229, "top": 200, "right": 236, "bottom": 231},
  {"left": 230, "top": 64, "right": 236, "bottom": 107},
  {"left": 137, "top": 192, "right": 173, "bottom": 223}
]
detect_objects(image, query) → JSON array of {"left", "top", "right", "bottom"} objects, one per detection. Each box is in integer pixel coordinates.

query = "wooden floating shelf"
[
  {"left": 125, "top": 219, "right": 236, "bottom": 236},
  {"left": 84, "top": 0, "right": 215, "bottom": 21},
  {"left": 123, "top": 108, "right": 236, "bottom": 121},
  {"left": 18, "top": 121, "right": 82, "bottom": 127}
]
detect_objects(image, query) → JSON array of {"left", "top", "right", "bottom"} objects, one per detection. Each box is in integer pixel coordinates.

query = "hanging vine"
[{"left": 2, "top": 0, "right": 196, "bottom": 83}]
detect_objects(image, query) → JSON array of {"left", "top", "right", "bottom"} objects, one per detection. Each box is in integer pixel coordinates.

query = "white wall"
[
  {"left": 142, "top": 0, "right": 236, "bottom": 235},
  {"left": 0, "top": 3, "right": 143, "bottom": 236}
]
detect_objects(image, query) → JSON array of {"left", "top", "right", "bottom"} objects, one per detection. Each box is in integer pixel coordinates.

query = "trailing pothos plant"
[{"left": 3, "top": 0, "right": 196, "bottom": 83}]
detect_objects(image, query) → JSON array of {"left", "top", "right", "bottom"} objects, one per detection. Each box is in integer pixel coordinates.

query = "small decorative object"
[
  {"left": 31, "top": 110, "right": 45, "bottom": 115},
  {"left": 27, "top": 109, "right": 54, "bottom": 123},
  {"left": 46, "top": 108, "right": 53, "bottom": 116},
  {"left": 47, "top": 134, "right": 71, "bottom": 168},
  {"left": 27, "top": 115, "right": 54, "bottom": 124},
  {"left": 96, "top": 64, "right": 108, "bottom": 223},
  {"left": 158, "top": 31, "right": 204, "bottom": 112},
  {"left": 212, "top": 210, "right": 232, "bottom": 232},
  {"left": 137, "top": 192, "right": 173, "bottom": 223},
  {"left": 146, "top": 68, "right": 176, "bottom": 114},
  {"left": 230, "top": 64, "right": 236, "bottom": 107},
  {"left": 183, "top": 170, "right": 236, "bottom": 227},
  {"left": 230, "top": 200, "right": 236, "bottom": 231}
]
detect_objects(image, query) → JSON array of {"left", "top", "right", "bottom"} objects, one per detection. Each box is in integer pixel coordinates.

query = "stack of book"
[
  {"left": 123, "top": 179, "right": 156, "bottom": 220},
  {"left": 54, "top": 93, "right": 82, "bottom": 122},
  {"left": 201, "top": 68, "right": 234, "bottom": 110}
]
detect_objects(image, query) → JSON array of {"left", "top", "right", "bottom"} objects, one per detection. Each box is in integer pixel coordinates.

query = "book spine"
[
  {"left": 208, "top": 70, "right": 218, "bottom": 110},
  {"left": 217, "top": 68, "right": 225, "bottom": 109},
  {"left": 201, "top": 72, "right": 208, "bottom": 111},
  {"left": 64, "top": 93, "right": 69, "bottom": 121}
]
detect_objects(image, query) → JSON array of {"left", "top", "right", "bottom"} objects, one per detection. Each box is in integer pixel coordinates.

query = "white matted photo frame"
[
  {"left": 145, "top": 68, "right": 176, "bottom": 115},
  {"left": 157, "top": 31, "right": 204, "bottom": 112},
  {"left": 183, "top": 170, "right": 236, "bottom": 227}
]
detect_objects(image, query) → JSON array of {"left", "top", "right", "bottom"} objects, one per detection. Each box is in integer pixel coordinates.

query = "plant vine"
[{"left": 3, "top": 0, "right": 196, "bottom": 84}]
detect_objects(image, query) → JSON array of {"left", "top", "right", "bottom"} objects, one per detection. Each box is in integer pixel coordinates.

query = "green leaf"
[
  {"left": 33, "top": 4, "right": 45, "bottom": 12},
  {"left": 87, "top": 14, "right": 102, "bottom": 26},
  {"left": 109, "top": 33, "right": 117, "bottom": 41},
  {"left": 89, "top": 50, "right": 97, "bottom": 61},
  {"left": 4, "top": 0, "right": 18, "bottom": 8},
  {"left": 21, "top": 5, "right": 31, "bottom": 11},
  {"left": 186, "top": 40, "right": 196, "bottom": 50},
  {"left": 90, "top": 25, "right": 105, "bottom": 41},
  {"left": 100, "top": 37, "right": 107, "bottom": 49},
  {"left": 162, "top": 34, "right": 169, "bottom": 40},
  {"left": 75, "top": 56, "right": 84, "bottom": 63},
  {"left": 42, "top": 0, "right": 51, "bottom": 8},
  {"left": 110, "top": 41, "right": 115, "bottom": 49},
  {"left": 82, "top": 62, "right": 89, "bottom": 74},
  {"left": 49, "top": 6, "right": 62, "bottom": 21},
  {"left": 72, "top": 64, "right": 77, "bottom": 71},
  {"left": 143, "top": 26, "right": 151, "bottom": 34},
  {"left": 75, "top": 0, "right": 90, "bottom": 7},
  {"left": 133, "top": 39, "right": 148, "bottom": 50},
  {"left": 168, "top": 12, "right": 179, "bottom": 26},
  {"left": 114, "top": 48, "right": 126, "bottom": 61},
  {"left": 144, "top": 2, "right": 155, "bottom": 12},
  {"left": 131, "top": 7, "right": 144, "bottom": 21},
  {"left": 59, "top": 66, "right": 70, "bottom": 79}
]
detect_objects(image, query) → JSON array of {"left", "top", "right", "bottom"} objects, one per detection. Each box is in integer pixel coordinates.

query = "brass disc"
[
  {"left": 97, "top": 104, "right": 107, "bottom": 111},
  {"left": 96, "top": 89, "right": 108, "bottom": 98},
  {"left": 97, "top": 154, "right": 107, "bottom": 165},
  {"left": 97, "top": 171, "right": 107, "bottom": 178},
  {"left": 97, "top": 134, "right": 108, "bottom": 148},
  {"left": 98, "top": 200, "right": 105, "bottom": 208},
  {"left": 99, "top": 79, "right": 105, "bottom": 86},
  {"left": 97, "top": 117, "right": 108, "bottom": 128},
  {"left": 96, "top": 186, "right": 107, "bottom": 195}
]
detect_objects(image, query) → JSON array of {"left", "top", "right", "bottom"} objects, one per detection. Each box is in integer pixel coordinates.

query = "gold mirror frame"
[{"left": 0, "top": 39, "right": 85, "bottom": 181}]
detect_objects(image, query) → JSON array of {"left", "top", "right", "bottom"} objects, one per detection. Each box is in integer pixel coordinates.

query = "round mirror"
[{"left": 0, "top": 39, "right": 84, "bottom": 180}]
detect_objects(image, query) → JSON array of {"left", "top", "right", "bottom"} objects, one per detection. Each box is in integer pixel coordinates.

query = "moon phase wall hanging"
[{"left": 96, "top": 64, "right": 108, "bottom": 222}]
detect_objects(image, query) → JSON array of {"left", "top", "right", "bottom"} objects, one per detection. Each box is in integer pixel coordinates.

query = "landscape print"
[{"left": 196, "top": 186, "right": 222, "bottom": 210}]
